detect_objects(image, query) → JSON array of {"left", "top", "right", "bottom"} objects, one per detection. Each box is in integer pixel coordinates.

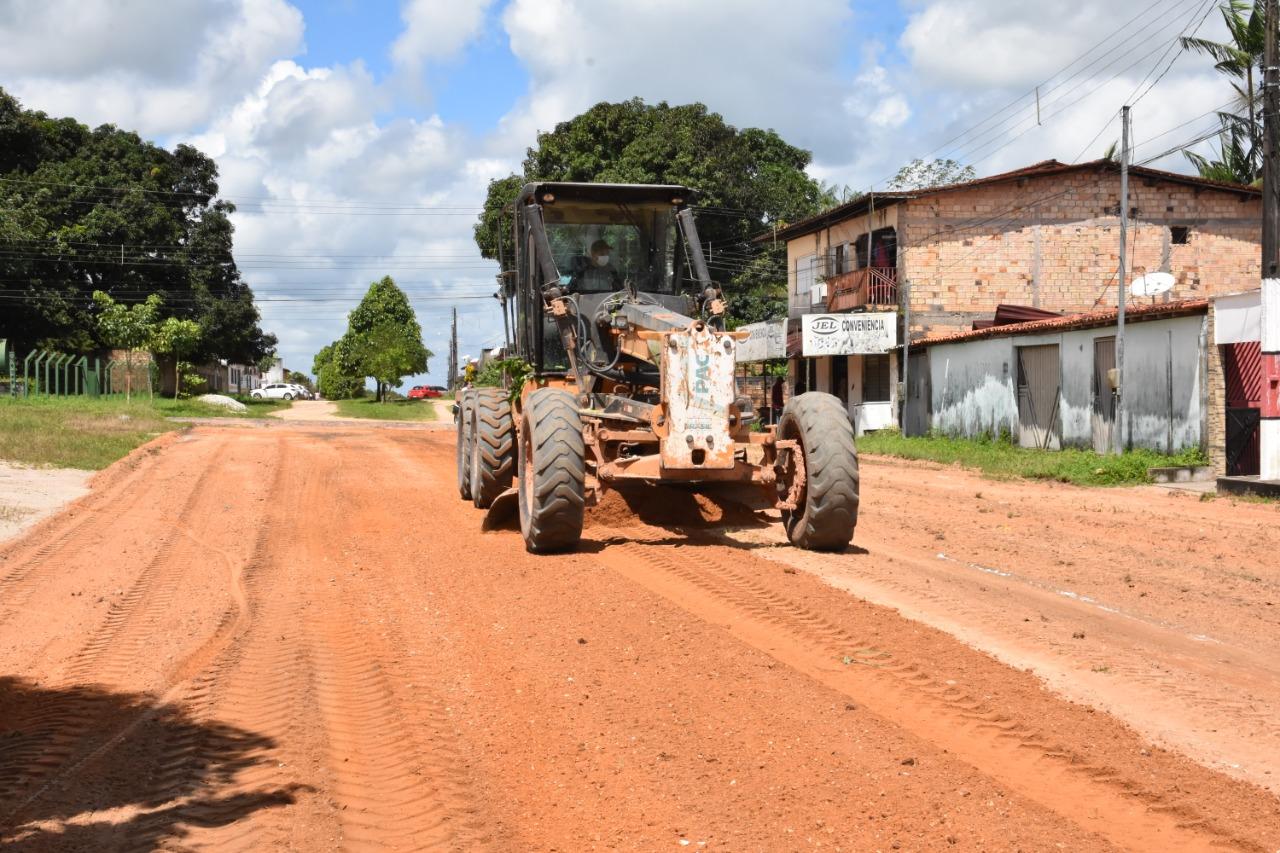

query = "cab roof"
[{"left": 516, "top": 181, "right": 696, "bottom": 208}]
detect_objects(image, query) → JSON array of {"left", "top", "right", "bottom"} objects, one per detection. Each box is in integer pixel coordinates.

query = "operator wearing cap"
[{"left": 574, "top": 238, "right": 623, "bottom": 292}]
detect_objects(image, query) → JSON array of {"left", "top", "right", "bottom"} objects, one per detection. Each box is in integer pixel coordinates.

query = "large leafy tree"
[
  {"left": 0, "top": 86, "right": 276, "bottom": 359},
  {"left": 337, "top": 276, "right": 432, "bottom": 402},
  {"left": 474, "top": 99, "right": 833, "bottom": 325},
  {"left": 1180, "top": 0, "right": 1265, "bottom": 183}
]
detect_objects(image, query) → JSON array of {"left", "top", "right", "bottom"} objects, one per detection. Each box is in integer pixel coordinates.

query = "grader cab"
[{"left": 456, "top": 182, "right": 859, "bottom": 553}]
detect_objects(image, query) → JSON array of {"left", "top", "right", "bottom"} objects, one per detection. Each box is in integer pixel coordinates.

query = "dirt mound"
[{"left": 586, "top": 483, "right": 767, "bottom": 531}]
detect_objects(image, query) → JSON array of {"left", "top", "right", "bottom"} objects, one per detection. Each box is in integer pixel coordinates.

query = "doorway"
[
  {"left": 1091, "top": 337, "right": 1116, "bottom": 452},
  {"left": 832, "top": 356, "right": 848, "bottom": 408},
  {"left": 1016, "top": 344, "right": 1061, "bottom": 450},
  {"left": 1223, "top": 341, "right": 1261, "bottom": 475}
]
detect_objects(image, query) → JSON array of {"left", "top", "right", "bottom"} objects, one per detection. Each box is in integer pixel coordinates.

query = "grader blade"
[{"left": 481, "top": 487, "right": 520, "bottom": 531}]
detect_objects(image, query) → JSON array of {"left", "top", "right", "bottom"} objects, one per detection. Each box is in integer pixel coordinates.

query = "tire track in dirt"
[
  {"left": 144, "top": 436, "right": 333, "bottom": 852},
  {"left": 587, "top": 529, "right": 1263, "bottom": 852},
  {"left": 742, "top": 529, "right": 1280, "bottom": 789},
  {"left": 0, "top": 433, "right": 200, "bottom": 628},
  {"left": 63, "top": 438, "right": 230, "bottom": 687},
  {"left": 0, "top": 436, "right": 236, "bottom": 829},
  {"left": 0, "top": 438, "right": 300, "bottom": 844},
  {"left": 306, "top": 438, "right": 488, "bottom": 851}
]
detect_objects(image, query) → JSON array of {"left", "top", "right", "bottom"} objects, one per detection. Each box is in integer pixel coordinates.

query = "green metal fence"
[{"left": 0, "top": 340, "right": 154, "bottom": 398}]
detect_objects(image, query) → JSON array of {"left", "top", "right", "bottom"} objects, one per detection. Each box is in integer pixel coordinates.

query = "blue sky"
[{"left": 0, "top": 0, "right": 1231, "bottom": 385}]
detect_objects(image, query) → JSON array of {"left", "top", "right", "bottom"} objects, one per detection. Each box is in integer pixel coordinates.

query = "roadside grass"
[
  {"left": 332, "top": 398, "right": 437, "bottom": 421},
  {"left": 856, "top": 430, "right": 1208, "bottom": 487},
  {"left": 0, "top": 395, "right": 288, "bottom": 469}
]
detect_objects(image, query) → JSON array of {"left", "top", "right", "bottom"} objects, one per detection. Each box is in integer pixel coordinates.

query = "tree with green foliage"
[
  {"left": 0, "top": 86, "right": 276, "bottom": 360},
  {"left": 92, "top": 290, "right": 161, "bottom": 400},
  {"left": 474, "top": 99, "right": 833, "bottom": 325},
  {"left": 887, "top": 158, "right": 976, "bottom": 190},
  {"left": 286, "top": 370, "right": 316, "bottom": 393},
  {"left": 150, "top": 316, "right": 203, "bottom": 399},
  {"left": 337, "top": 276, "right": 432, "bottom": 402},
  {"left": 312, "top": 341, "right": 365, "bottom": 400},
  {"left": 1180, "top": 0, "right": 1265, "bottom": 184}
]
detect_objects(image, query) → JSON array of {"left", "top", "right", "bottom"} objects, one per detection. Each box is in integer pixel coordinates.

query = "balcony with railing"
[{"left": 824, "top": 266, "right": 898, "bottom": 312}]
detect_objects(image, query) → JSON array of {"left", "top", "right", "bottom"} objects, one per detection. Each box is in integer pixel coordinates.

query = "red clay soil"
[{"left": 0, "top": 424, "right": 1276, "bottom": 851}]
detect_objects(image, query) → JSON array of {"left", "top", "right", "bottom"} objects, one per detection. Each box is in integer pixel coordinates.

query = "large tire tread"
[
  {"left": 519, "top": 389, "right": 585, "bottom": 553},
  {"left": 471, "top": 388, "right": 515, "bottom": 508},
  {"left": 779, "top": 392, "right": 860, "bottom": 551},
  {"left": 455, "top": 390, "right": 475, "bottom": 500}
]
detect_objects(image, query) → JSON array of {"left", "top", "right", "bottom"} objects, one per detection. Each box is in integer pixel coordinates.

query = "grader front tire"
[
  {"left": 455, "top": 389, "right": 475, "bottom": 500},
  {"left": 517, "top": 388, "right": 585, "bottom": 553},
  {"left": 470, "top": 388, "right": 515, "bottom": 508},
  {"left": 778, "top": 392, "right": 860, "bottom": 551}
]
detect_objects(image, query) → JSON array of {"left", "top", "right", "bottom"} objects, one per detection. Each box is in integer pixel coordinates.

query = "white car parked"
[
  {"left": 287, "top": 384, "right": 314, "bottom": 400},
  {"left": 251, "top": 382, "right": 301, "bottom": 400}
]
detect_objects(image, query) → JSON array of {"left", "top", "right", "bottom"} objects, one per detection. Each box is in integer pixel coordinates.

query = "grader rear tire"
[
  {"left": 455, "top": 389, "right": 475, "bottom": 500},
  {"left": 777, "top": 392, "right": 859, "bottom": 551},
  {"left": 517, "top": 388, "right": 585, "bottom": 553},
  {"left": 470, "top": 387, "right": 515, "bottom": 508}
]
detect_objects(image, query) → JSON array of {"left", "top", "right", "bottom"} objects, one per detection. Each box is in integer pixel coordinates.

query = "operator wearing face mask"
[{"left": 574, "top": 238, "right": 622, "bottom": 292}]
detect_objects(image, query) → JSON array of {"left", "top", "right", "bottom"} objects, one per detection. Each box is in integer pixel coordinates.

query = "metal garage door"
[
  {"left": 1017, "top": 344, "right": 1061, "bottom": 450},
  {"left": 904, "top": 350, "right": 930, "bottom": 437}
]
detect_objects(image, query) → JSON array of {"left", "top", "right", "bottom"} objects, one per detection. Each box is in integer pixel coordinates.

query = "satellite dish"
[{"left": 1129, "top": 272, "right": 1174, "bottom": 297}]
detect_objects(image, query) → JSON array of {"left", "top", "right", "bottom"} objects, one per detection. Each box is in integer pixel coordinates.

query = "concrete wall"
[
  {"left": 928, "top": 337, "right": 1018, "bottom": 439},
  {"left": 926, "top": 314, "right": 1206, "bottom": 452},
  {"left": 896, "top": 167, "right": 1260, "bottom": 337}
]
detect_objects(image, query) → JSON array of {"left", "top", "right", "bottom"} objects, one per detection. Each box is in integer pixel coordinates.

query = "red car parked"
[{"left": 407, "top": 385, "right": 442, "bottom": 400}]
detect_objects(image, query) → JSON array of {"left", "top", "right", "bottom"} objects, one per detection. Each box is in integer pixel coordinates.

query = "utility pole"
[
  {"left": 1112, "top": 105, "right": 1131, "bottom": 455},
  {"left": 1264, "top": 0, "right": 1280, "bottom": 276},
  {"left": 1260, "top": 0, "right": 1280, "bottom": 479},
  {"left": 448, "top": 307, "right": 458, "bottom": 391}
]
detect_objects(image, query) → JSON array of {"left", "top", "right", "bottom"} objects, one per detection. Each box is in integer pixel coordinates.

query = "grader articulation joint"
[{"left": 456, "top": 182, "right": 860, "bottom": 553}]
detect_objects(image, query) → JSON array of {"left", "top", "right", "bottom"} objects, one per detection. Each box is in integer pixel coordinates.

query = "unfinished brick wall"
[{"left": 899, "top": 169, "right": 1261, "bottom": 337}]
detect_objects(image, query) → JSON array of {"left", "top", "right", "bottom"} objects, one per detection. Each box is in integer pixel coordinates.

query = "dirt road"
[{"left": 1, "top": 424, "right": 1278, "bottom": 851}]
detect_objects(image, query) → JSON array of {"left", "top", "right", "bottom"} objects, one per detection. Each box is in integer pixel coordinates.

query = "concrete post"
[{"left": 1262, "top": 278, "right": 1280, "bottom": 479}]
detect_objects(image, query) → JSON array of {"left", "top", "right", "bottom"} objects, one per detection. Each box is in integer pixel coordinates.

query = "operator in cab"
[{"left": 573, "top": 239, "right": 622, "bottom": 292}]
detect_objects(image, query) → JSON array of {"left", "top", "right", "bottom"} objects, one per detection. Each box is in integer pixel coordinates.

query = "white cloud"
[
  {"left": 496, "top": 0, "right": 861, "bottom": 161},
  {"left": 185, "top": 59, "right": 505, "bottom": 382},
  {"left": 0, "top": 0, "right": 303, "bottom": 136},
  {"left": 392, "top": 0, "right": 494, "bottom": 70}
]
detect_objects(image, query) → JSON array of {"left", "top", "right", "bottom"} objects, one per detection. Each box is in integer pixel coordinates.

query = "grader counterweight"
[{"left": 457, "top": 182, "right": 860, "bottom": 553}]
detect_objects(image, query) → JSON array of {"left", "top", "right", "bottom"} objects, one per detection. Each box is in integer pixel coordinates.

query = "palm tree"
[
  {"left": 1185, "top": 119, "right": 1261, "bottom": 185},
  {"left": 1180, "top": 0, "right": 1266, "bottom": 182}
]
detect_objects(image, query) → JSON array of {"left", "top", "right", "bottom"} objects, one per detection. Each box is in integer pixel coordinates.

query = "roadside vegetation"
[
  {"left": 0, "top": 395, "right": 288, "bottom": 469},
  {"left": 333, "top": 398, "right": 436, "bottom": 421},
  {"left": 856, "top": 430, "right": 1208, "bottom": 487}
]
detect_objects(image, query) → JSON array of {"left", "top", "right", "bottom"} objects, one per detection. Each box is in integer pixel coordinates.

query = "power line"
[{"left": 1126, "top": 0, "right": 1217, "bottom": 106}]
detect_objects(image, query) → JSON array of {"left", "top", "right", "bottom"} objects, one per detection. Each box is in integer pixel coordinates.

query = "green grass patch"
[
  {"left": 856, "top": 430, "right": 1208, "bottom": 487},
  {"left": 332, "top": 398, "right": 437, "bottom": 421},
  {"left": 0, "top": 395, "right": 288, "bottom": 469}
]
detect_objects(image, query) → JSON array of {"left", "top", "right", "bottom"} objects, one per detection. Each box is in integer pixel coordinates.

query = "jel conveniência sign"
[{"left": 801, "top": 312, "right": 897, "bottom": 356}]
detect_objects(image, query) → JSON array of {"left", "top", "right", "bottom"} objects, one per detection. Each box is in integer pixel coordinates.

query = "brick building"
[{"left": 767, "top": 158, "right": 1262, "bottom": 430}]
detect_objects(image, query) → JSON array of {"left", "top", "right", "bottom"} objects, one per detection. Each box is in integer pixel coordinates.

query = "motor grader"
[{"left": 456, "top": 181, "right": 859, "bottom": 553}]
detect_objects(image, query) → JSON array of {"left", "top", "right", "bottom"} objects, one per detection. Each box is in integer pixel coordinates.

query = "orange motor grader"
[{"left": 456, "top": 182, "right": 859, "bottom": 553}]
